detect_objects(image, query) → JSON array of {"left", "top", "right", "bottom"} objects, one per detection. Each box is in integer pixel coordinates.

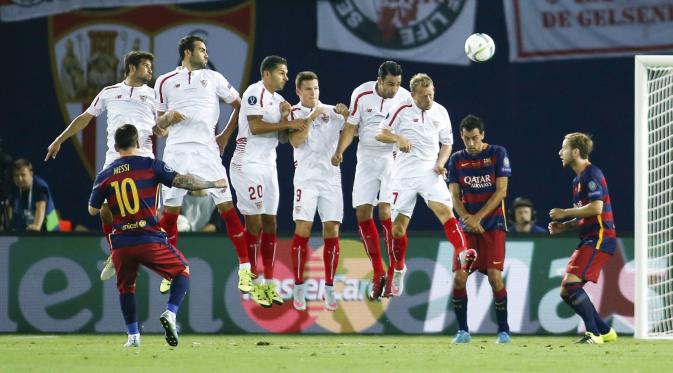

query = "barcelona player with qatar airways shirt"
[
  {"left": 88, "top": 124, "right": 227, "bottom": 348},
  {"left": 447, "top": 115, "right": 511, "bottom": 344},
  {"left": 549, "top": 132, "right": 618, "bottom": 344}
]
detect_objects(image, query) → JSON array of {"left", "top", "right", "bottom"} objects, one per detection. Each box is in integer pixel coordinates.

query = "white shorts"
[
  {"left": 161, "top": 145, "right": 232, "bottom": 207},
  {"left": 293, "top": 180, "right": 343, "bottom": 223},
  {"left": 352, "top": 148, "right": 394, "bottom": 207},
  {"left": 391, "top": 173, "right": 453, "bottom": 219},
  {"left": 229, "top": 163, "right": 279, "bottom": 215}
]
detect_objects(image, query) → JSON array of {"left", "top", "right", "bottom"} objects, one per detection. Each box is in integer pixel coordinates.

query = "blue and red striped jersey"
[
  {"left": 89, "top": 156, "right": 177, "bottom": 248},
  {"left": 572, "top": 164, "right": 617, "bottom": 253},
  {"left": 448, "top": 144, "right": 512, "bottom": 231}
]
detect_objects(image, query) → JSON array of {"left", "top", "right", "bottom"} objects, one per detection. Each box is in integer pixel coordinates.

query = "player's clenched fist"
[
  {"left": 334, "top": 103, "right": 349, "bottom": 118},
  {"left": 397, "top": 135, "right": 411, "bottom": 153},
  {"left": 331, "top": 152, "right": 343, "bottom": 166},
  {"left": 279, "top": 101, "right": 291, "bottom": 119}
]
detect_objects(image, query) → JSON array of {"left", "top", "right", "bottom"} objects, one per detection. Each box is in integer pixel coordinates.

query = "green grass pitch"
[{"left": 2, "top": 334, "right": 671, "bottom": 372}]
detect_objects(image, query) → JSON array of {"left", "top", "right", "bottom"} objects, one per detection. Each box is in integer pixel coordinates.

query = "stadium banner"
[
  {"left": 316, "top": 0, "right": 477, "bottom": 66},
  {"left": 47, "top": 2, "right": 254, "bottom": 178},
  {"left": 0, "top": 234, "right": 634, "bottom": 335},
  {"left": 503, "top": 0, "right": 673, "bottom": 62},
  {"left": 0, "top": 0, "right": 219, "bottom": 22}
]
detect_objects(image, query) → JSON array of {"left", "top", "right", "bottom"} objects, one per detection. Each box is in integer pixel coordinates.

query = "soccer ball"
[{"left": 465, "top": 33, "right": 495, "bottom": 63}]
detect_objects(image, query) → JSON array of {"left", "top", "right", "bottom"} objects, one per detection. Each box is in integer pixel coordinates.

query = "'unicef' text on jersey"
[{"left": 89, "top": 156, "right": 178, "bottom": 249}]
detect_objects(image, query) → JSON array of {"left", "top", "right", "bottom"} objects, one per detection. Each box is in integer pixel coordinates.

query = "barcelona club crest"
[{"left": 49, "top": 2, "right": 255, "bottom": 177}]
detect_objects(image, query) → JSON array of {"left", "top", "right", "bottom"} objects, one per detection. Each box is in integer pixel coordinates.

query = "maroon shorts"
[
  {"left": 565, "top": 245, "right": 612, "bottom": 283},
  {"left": 112, "top": 242, "right": 189, "bottom": 293},
  {"left": 452, "top": 230, "right": 506, "bottom": 273}
]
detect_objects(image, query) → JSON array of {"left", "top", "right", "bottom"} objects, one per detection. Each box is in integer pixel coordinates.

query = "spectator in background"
[
  {"left": 178, "top": 190, "right": 224, "bottom": 232},
  {"left": 508, "top": 197, "right": 546, "bottom": 233},
  {"left": 9, "top": 159, "right": 60, "bottom": 232}
]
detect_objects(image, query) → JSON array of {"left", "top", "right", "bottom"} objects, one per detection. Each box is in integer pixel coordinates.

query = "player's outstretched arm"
[
  {"left": 172, "top": 174, "right": 228, "bottom": 191},
  {"left": 45, "top": 112, "right": 94, "bottom": 161}
]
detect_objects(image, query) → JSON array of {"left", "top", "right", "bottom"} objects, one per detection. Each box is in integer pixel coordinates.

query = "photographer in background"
[
  {"left": 8, "top": 159, "right": 60, "bottom": 232},
  {"left": 508, "top": 197, "right": 546, "bottom": 233}
]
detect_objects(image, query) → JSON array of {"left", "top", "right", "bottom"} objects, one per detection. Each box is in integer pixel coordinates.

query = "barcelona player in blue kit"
[
  {"left": 88, "top": 124, "right": 227, "bottom": 348},
  {"left": 549, "top": 132, "right": 618, "bottom": 344},
  {"left": 448, "top": 115, "right": 512, "bottom": 344}
]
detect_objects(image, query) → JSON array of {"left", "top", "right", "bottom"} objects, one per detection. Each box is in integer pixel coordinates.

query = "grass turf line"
[{"left": 1, "top": 334, "right": 671, "bottom": 372}]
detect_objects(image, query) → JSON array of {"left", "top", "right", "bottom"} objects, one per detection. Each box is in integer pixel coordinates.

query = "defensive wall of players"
[{"left": 0, "top": 234, "right": 635, "bottom": 335}]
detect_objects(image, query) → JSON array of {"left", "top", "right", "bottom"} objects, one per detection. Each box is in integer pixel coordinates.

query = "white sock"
[{"left": 239, "top": 262, "right": 251, "bottom": 271}]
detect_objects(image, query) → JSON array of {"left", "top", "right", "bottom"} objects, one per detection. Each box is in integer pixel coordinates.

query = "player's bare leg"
[
  {"left": 390, "top": 214, "right": 410, "bottom": 296},
  {"left": 291, "top": 220, "right": 312, "bottom": 311},
  {"left": 487, "top": 269, "right": 511, "bottom": 343},
  {"left": 356, "top": 204, "right": 387, "bottom": 299},
  {"left": 216, "top": 202, "right": 253, "bottom": 293},
  {"left": 99, "top": 204, "right": 116, "bottom": 281},
  {"left": 560, "top": 273, "right": 609, "bottom": 344},
  {"left": 322, "top": 221, "right": 340, "bottom": 311}
]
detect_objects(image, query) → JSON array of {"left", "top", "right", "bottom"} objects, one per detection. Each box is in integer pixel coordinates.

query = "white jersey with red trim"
[
  {"left": 86, "top": 81, "right": 156, "bottom": 161},
  {"left": 290, "top": 102, "right": 345, "bottom": 184},
  {"left": 154, "top": 66, "right": 239, "bottom": 150},
  {"left": 348, "top": 81, "right": 410, "bottom": 152},
  {"left": 232, "top": 80, "right": 285, "bottom": 167},
  {"left": 379, "top": 97, "right": 453, "bottom": 178}
]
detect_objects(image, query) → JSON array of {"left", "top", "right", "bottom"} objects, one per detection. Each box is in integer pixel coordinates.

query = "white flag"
[
  {"left": 1, "top": 0, "right": 218, "bottom": 22},
  {"left": 317, "top": 0, "right": 477, "bottom": 66},
  {"left": 504, "top": 0, "right": 673, "bottom": 62}
]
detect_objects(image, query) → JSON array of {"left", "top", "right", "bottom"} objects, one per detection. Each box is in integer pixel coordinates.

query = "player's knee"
[
  {"left": 216, "top": 202, "right": 235, "bottom": 214},
  {"left": 487, "top": 270, "right": 504, "bottom": 290},
  {"left": 323, "top": 222, "right": 340, "bottom": 238},
  {"left": 355, "top": 205, "right": 373, "bottom": 222},
  {"left": 392, "top": 224, "right": 406, "bottom": 238},
  {"left": 378, "top": 203, "right": 391, "bottom": 220},
  {"left": 261, "top": 216, "right": 277, "bottom": 233},
  {"left": 453, "top": 273, "right": 467, "bottom": 289}
]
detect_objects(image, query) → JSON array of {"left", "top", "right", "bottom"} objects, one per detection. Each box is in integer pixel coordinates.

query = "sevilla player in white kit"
[
  {"left": 375, "top": 73, "right": 471, "bottom": 296},
  {"left": 286, "top": 71, "right": 349, "bottom": 312},
  {"left": 331, "top": 61, "right": 410, "bottom": 299},
  {"left": 153, "top": 35, "right": 253, "bottom": 295},
  {"left": 44, "top": 51, "right": 178, "bottom": 281},
  {"left": 230, "top": 56, "right": 308, "bottom": 307}
]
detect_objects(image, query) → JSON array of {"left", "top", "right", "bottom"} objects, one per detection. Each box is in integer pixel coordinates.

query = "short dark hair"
[
  {"left": 124, "top": 50, "right": 154, "bottom": 76},
  {"left": 460, "top": 114, "right": 485, "bottom": 133},
  {"left": 12, "top": 159, "right": 32, "bottom": 172},
  {"left": 114, "top": 124, "right": 139, "bottom": 150},
  {"left": 565, "top": 132, "right": 594, "bottom": 159},
  {"left": 295, "top": 71, "right": 318, "bottom": 89},
  {"left": 260, "top": 55, "right": 287, "bottom": 77},
  {"left": 511, "top": 197, "right": 534, "bottom": 210},
  {"left": 378, "top": 61, "right": 402, "bottom": 79},
  {"left": 179, "top": 35, "right": 205, "bottom": 60}
]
